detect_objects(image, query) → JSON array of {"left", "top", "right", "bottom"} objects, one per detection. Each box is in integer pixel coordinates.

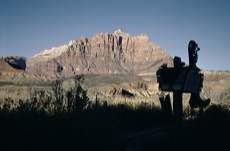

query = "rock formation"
[
  {"left": 27, "top": 29, "right": 173, "bottom": 78},
  {"left": 0, "top": 57, "right": 48, "bottom": 83},
  {"left": 4, "top": 56, "right": 27, "bottom": 70}
]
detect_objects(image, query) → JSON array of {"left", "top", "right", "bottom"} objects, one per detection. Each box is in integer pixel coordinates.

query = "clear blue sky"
[{"left": 0, "top": 0, "right": 229, "bottom": 71}]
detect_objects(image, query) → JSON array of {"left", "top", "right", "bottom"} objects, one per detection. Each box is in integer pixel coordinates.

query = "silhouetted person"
[
  {"left": 188, "top": 40, "right": 199, "bottom": 68},
  {"left": 188, "top": 40, "right": 210, "bottom": 108}
]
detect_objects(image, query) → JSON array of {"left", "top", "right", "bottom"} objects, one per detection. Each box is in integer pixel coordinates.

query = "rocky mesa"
[{"left": 27, "top": 29, "right": 173, "bottom": 78}]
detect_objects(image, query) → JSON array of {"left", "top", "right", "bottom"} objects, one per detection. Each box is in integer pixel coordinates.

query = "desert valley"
[
  {"left": 0, "top": 30, "right": 230, "bottom": 151},
  {"left": 1, "top": 30, "right": 229, "bottom": 106}
]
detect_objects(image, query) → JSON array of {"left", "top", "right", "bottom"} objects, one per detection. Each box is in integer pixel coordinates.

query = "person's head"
[
  {"left": 188, "top": 40, "right": 200, "bottom": 66},
  {"left": 188, "top": 40, "right": 200, "bottom": 53}
]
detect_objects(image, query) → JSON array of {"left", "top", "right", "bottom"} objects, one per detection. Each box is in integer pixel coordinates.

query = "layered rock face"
[{"left": 27, "top": 30, "right": 172, "bottom": 77}]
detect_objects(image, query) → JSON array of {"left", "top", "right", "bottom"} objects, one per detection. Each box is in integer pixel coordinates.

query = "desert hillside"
[
  {"left": 0, "top": 71, "right": 229, "bottom": 107},
  {"left": 26, "top": 29, "right": 173, "bottom": 78},
  {"left": 0, "top": 57, "right": 49, "bottom": 84}
]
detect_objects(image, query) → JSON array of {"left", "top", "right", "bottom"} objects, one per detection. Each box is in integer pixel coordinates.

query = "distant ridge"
[
  {"left": 0, "top": 57, "right": 47, "bottom": 82},
  {"left": 31, "top": 40, "right": 74, "bottom": 61},
  {"left": 0, "top": 57, "right": 17, "bottom": 72},
  {"left": 27, "top": 29, "right": 173, "bottom": 78}
]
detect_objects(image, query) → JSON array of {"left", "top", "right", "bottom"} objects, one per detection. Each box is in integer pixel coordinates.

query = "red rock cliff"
[{"left": 27, "top": 30, "right": 173, "bottom": 78}]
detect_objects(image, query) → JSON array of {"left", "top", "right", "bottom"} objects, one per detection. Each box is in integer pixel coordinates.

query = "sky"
[{"left": 0, "top": 0, "right": 230, "bottom": 71}]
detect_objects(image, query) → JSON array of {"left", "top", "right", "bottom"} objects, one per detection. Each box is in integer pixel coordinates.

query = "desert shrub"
[
  {"left": 1, "top": 72, "right": 230, "bottom": 151},
  {"left": 51, "top": 75, "right": 89, "bottom": 113},
  {"left": 1, "top": 98, "right": 13, "bottom": 111},
  {"left": 0, "top": 97, "right": 164, "bottom": 151},
  {"left": 0, "top": 96, "right": 229, "bottom": 151},
  {"left": 183, "top": 104, "right": 230, "bottom": 151},
  {"left": 65, "top": 83, "right": 89, "bottom": 112}
]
